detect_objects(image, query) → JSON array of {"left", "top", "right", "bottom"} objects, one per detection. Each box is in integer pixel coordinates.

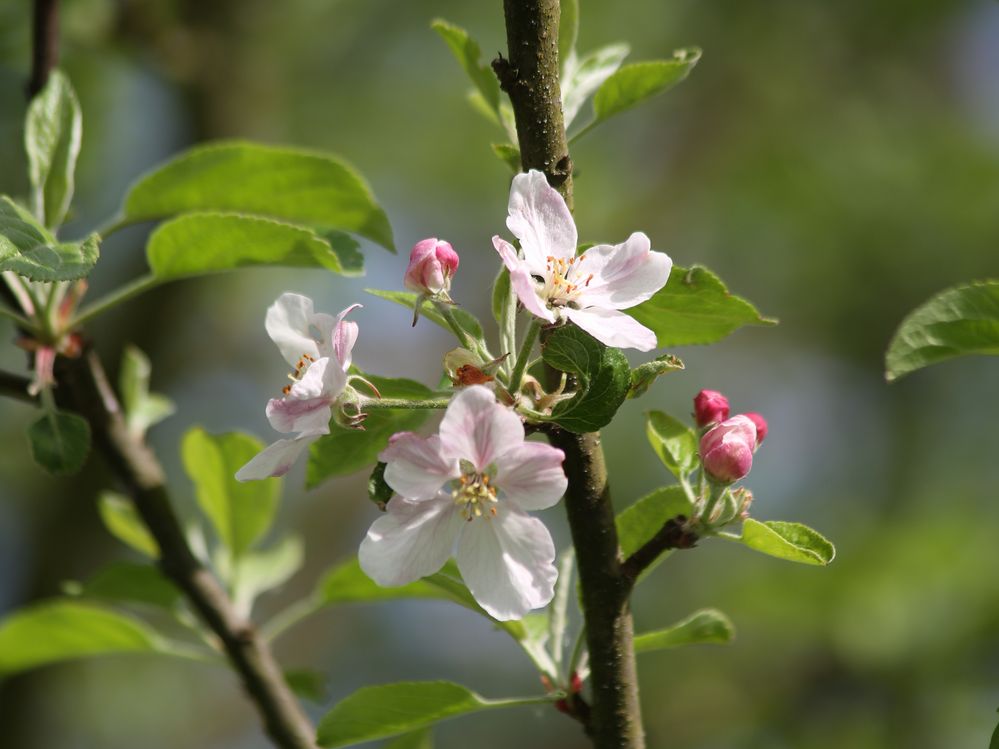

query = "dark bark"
[{"left": 28, "top": 0, "right": 59, "bottom": 97}]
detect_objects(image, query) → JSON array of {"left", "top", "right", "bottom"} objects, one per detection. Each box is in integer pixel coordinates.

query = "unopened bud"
[
  {"left": 693, "top": 389, "right": 730, "bottom": 427},
  {"left": 744, "top": 412, "right": 768, "bottom": 446},
  {"left": 699, "top": 415, "right": 757, "bottom": 484},
  {"left": 404, "top": 238, "right": 459, "bottom": 296}
]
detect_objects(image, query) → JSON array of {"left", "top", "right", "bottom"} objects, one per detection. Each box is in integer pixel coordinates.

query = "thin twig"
[{"left": 619, "top": 516, "right": 698, "bottom": 586}]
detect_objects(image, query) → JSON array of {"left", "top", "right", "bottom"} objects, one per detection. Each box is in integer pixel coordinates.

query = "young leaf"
[
  {"left": 64, "top": 562, "right": 181, "bottom": 610},
  {"left": 25, "top": 69, "right": 82, "bottom": 228},
  {"left": 231, "top": 536, "right": 304, "bottom": 616},
  {"left": 628, "top": 354, "right": 684, "bottom": 399},
  {"left": 633, "top": 608, "right": 735, "bottom": 653},
  {"left": 316, "top": 681, "right": 555, "bottom": 747},
  {"left": 646, "top": 410, "right": 699, "bottom": 479},
  {"left": 121, "top": 140, "right": 394, "bottom": 250},
  {"left": 724, "top": 519, "right": 835, "bottom": 566},
  {"left": 97, "top": 491, "right": 159, "bottom": 557},
  {"left": 627, "top": 264, "right": 776, "bottom": 347},
  {"left": 27, "top": 409, "right": 91, "bottom": 476},
  {"left": 590, "top": 48, "right": 701, "bottom": 125},
  {"left": 0, "top": 197, "right": 99, "bottom": 282},
  {"left": 558, "top": 0, "right": 580, "bottom": 69},
  {"left": 181, "top": 428, "right": 280, "bottom": 557},
  {"left": 431, "top": 19, "right": 502, "bottom": 115},
  {"left": 616, "top": 486, "right": 693, "bottom": 578},
  {"left": 562, "top": 43, "right": 630, "bottom": 129},
  {"left": 885, "top": 280, "right": 999, "bottom": 382},
  {"left": 120, "top": 345, "right": 174, "bottom": 438},
  {"left": 541, "top": 325, "right": 631, "bottom": 433},
  {"left": 366, "top": 288, "right": 484, "bottom": 340}
]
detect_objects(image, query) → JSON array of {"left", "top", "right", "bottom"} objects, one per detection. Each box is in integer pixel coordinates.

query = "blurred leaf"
[
  {"left": 64, "top": 562, "right": 181, "bottom": 610},
  {"left": 542, "top": 325, "right": 630, "bottom": 433},
  {"left": 562, "top": 43, "right": 630, "bottom": 128},
  {"left": 725, "top": 519, "right": 836, "bottom": 566},
  {"left": 121, "top": 140, "right": 394, "bottom": 250},
  {"left": 147, "top": 213, "right": 347, "bottom": 279},
  {"left": 306, "top": 374, "right": 433, "bottom": 487},
  {"left": 181, "top": 428, "right": 280, "bottom": 557},
  {"left": 316, "top": 558, "right": 462, "bottom": 608},
  {"left": 634, "top": 608, "right": 735, "bottom": 653},
  {"left": 491, "top": 267, "right": 512, "bottom": 326},
  {"left": 284, "top": 669, "right": 328, "bottom": 703},
  {"left": 0, "top": 197, "right": 99, "bottom": 281},
  {"left": 646, "top": 410, "right": 698, "bottom": 480},
  {"left": 491, "top": 143, "right": 522, "bottom": 172},
  {"left": 558, "top": 0, "right": 579, "bottom": 68},
  {"left": 366, "top": 288, "right": 484, "bottom": 340},
  {"left": 885, "top": 280, "right": 999, "bottom": 382},
  {"left": 232, "top": 536, "right": 304, "bottom": 615},
  {"left": 628, "top": 264, "right": 776, "bottom": 347},
  {"left": 431, "top": 19, "right": 501, "bottom": 114},
  {"left": 589, "top": 48, "right": 701, "bottom": 127},
  {"left": 27, "top": 409, "right": 91, "bottom": 476},
  {"left": 120, "top": 345, "right": 174, "bottom": 438},
  {"left": 317, "top": 681, "right": 554, "bottom": 747},
  {"left": 368, "top": 462, "right": 393, "bottom": 508},
  {"left": 616, "top": 486, "right": 693, "bottom": 578},
  {"left": 628, "top": 354, "right": 684, "bottom": 399},
  {"left": 25, "top": 70, "right": 82, "bottom": 228},
  {"left": 386, "top": 729, "right": 433, "bottom": 749},
  {"left": 97, "top": 491, "right": 158, "bottom": 557},
  {"left": 319, "top": 229, "right": 365, "bottom": 277}
]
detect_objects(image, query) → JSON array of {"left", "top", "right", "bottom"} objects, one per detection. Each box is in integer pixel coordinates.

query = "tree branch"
[
  {"left": 28, "top": 0, "right": 59, "bottom": 98},
  {"left": 0, "top": 370, "right": 36, "bottom": 404},
  {"left": 620, "top": 516, "right": 698, "bottom": 585}
]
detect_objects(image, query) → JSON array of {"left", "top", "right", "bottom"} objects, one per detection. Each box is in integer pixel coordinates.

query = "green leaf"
[
  {"left": 646, "top": 410, "right": 699, "bottom": 480},
  {"left": 121, "top": 140, "right": 393, "bottom": 250},
  {"left": 541, "top": 325, "right": 631, "bottom": 433},
  {"left": 319, "top": 229, "right": 365, "bottom": 277},
  {"left": 316, "top": 558, "right": 460, "bottom": 609},
  {"left": 0, "top": 601, "right": 160, "bottom": 676},
  {"left": 97, "top": 491, "right": 159, "bottom": 557},
  {"left": 317, "top": 681, "right": 554, "bottom": 747},
  {"left": 368, "top": 462, "right": 393, "bottom": 508},
  {"left": 147, "top": 213, "right": 348, "bottom": 280},
  {"left": 386, "top": 729, "right": 433, "bottom": 749},
  {"left": 491, "top": 143, "right": 522, "bottom": 172},
  {"left": 27, "top": 409, "right": 91, "bottom": 476},
  {"left": 885, "top": 280, "right": 999, "bottom": 382},
  {"left": 628, "top": 264, "right": 776, "bottom": 347},
  {"left": 558, "top": 0, "right": 580, "bottom": 69},
  {"left": 366, "top": 288, "right": 484, "bottom": 340},
  {"left": 64, "top": 562, "right": 181, "bottom": 610},
  {"left": 181, "top": 428, "right": 280, "bottom": 557},
  {"left": 491, "top": 267, "right": 511, "bottom": 326},
  {"left": 120, "top": 345, "right": 174, "bottom": 438},
  {"left": 431, "top": 19, "right": 501, "bottom": 115},
  {"left": 634, "top": 608, "right": 735, "bottom": 653},
  {"left": 628, "top": 354, "right": 684, "bottom": 399},
  {"left": 285, "top": 669, "right": 328, "bottom": 703},
  {"left": 0, "top": 197, "right": 99, "bottom": 281},
  {"left": 232, "top": 536, "right": 304, "bottom": 615},
  {"left": 25, "top": 70, "right": 82, "bottom": 228},
  {"left": 591, "top": 48, "right": 701, "bottom": 124},
  {"left": 306, "top": 374, "right": 433, "bottom": 487},
  {"left": 562, "top": 43, "right": 630, "bottom": 128},
  {"left": 726, "top": 519, "right": 836, "bottom": 566},
  {"left": 616, "top": 486, "right": 693, "bottom": 578}
]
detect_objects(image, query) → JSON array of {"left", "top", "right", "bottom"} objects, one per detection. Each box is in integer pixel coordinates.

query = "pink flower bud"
[
  {"left": 404, "top": 238, "right": 459, "bottom": 296},
  {"left": 699, "top": 415, "right": 757, "bottom": 484},
  {"left": 693, "top": 389, "right": 730, "bottom": 427},
  {"left": 744, "top": 412, "right": 768, "bottom": 446}
]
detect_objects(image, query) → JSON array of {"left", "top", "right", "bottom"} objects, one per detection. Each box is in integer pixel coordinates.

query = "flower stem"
[
  {"left": 360, "top": 397, "right": 451, "bottom": 410},
  {"left": 71, "top": 273, "right": 161, "bottom": 328},
  {"left": 508, "top": 318, "right": 541, "bottom": 394},
  {"left": 0, "top": 304, "right": 34, "bottom": 330}
]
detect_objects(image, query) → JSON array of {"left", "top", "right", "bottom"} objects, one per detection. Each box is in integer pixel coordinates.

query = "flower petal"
[
  {"left": 439, "top": 385, "right": 525, "bottom": 470},
  {"left": 565, "top": 306, "right": 658, "bottom": 351},
  {"left": 494, "top": 442, "right": 567, "bottom": 510},
  {"left": 235, "top": 433, "right": 320, "bottom": 481},
  {"left": 456, "top": 504, "right": 557, "bottom": 620},
  {"left": 265, "top": 395, "right": 332, "bottom": 435},
  {"left": 265, "top": 293, "right": 333, "bottom": 366},
  {"left": 358, "top": 494, "right": 464, "bottom": 586},
  {"left": 331, "top": 303, "right": 362, "bottom": 369},
  {"left": 507, "top": 170, "right": 577, "bottom": 269},
  {"left": 381, "top": 432, "right": 458, "bottom": 500},
  {"left": 578, "top": 233, "right": 672, "bottom": 310},
  {"left": 493, "top": 237, "right": 556, "bottom": 323}
]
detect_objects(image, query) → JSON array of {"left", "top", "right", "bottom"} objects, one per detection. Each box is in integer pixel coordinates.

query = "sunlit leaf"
[
  {"left": 590, "top": 48, "right": 701, "bottom": 124},
  {"left": 97, "top": 492, "right": 159, "bottom": 557},
  {"left": 562, "top": 43, "right": 630, "bottom": 128},
  {"left": 25, "top": 70, "right": 82, "bottom": 228},
  {"left": 725, "top": 519, "right": 836, "bottom": 566},
  {"left": 431, "top": 19, "right": 501, "bottom": 114},
  {"left": 616, "top": 486, "right": 693, "bottom": 579},
  {"left": 0, "top": 197, "right": 99, "bottom": 281},
  {"left": 634, "top": 609, "right": 735, "bottom": 653},
  {"left": 646, "top": 410, "right": 698, "bottom": 480}
]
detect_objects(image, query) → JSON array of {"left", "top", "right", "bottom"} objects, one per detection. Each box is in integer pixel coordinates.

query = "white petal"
[
  {"left": 439, "top": 385, "right": 525, "bottom": 471},
  {"left": 493, "top": 237, "right": 556, "bottom": 323},
  {"left": 235, "top": 433, "right": 320, "bottom": 481},
  {"left": 456, "top": 505, "right": 557, "bottom": 620},
  {"left": 358, "top": 494, "right": 464, "bottom": 586},
  {"left": 579, "top": 234, "right": 672, "bottom": 310},
  {"left": 507, "top": 170, "right": 577, "bottom": 269},
  {"left": 265, "top": 395, "right": 332, "bottom": 434},
  {"left": 331, "top": 303, "right": 362, "bottom": 369},
  {"left": 494, "top": 442, "right": 567, "bottom": 510},
  {"left": 565, "top": 306, "right": 658, "bottom": 352},
  {"left": 265, "top": 293, "right": 325, "bottom": 366},
  {"left": 381, "top": 432, "right": 458, "bottom": 500}
]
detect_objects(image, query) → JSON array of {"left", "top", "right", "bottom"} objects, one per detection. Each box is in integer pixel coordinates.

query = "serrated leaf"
[
  {"left": 366, "top": 288, "right": 484, "bottom": 340},
  {"left": 634, "top": 608, "right": 735, "bottom": 653},
  {"left": 591, "top": 48, "right": 701, "bottom": 124},
  {"left": 562, "top": 43, "right": 630, "bottom": 128},
  {"left": 616, "top": 486, "right": 693, "bottom": 579},
  {"left": 64, "top": 562, "right": 181, "bottom": 609},
  {"left": 120, "top": 345, "right": 174, "bottom": 438},
  {"left": 646, "top": 410, "right": 698, "bottom": 480},
  {"left": 628, "top": 354, "right": 684, "bottom": 399},
  {"left": 232, "top": 536, "right": 304, "bottom": 616},
  {"left": 558, "top": 0, "right": 580, "bottom": 69},
  {"left": 431, "top": 19, "right": 501, "bottom": 115},
  {"left": 25, "top": 70, "right": 82, "bottom": 228},
  {"left": 885, "top": 280, "right": 999, "bottom": 382},
  {"left": 726, "top": 519, "right": 835, "bottom": 566},
  {"left": 541, "top": 325, "right": 631, "bottom": 433},
  {"left": 628, "top": 264, "right": 776, "bottom": 347},
  {"left": 120, "top": 140, "right": 393, "bottom": 250},
  {"left": 317, "top": 681, "right": 555, "bottom": 747},
  {"left": 0, "top": 197, "right": 99, "bottom": 281},
  {"left": 181, "top": 428, "right": 280, "bottom": 557},
  {"left": 97, "top": 491, "right": 159, "bottom": 557},
  {"left": 27, "top": 409, "right": 91, "bottom": 476}
]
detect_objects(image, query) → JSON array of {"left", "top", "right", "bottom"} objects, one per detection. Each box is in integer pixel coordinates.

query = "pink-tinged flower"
[
  {"left": 744, "top": 412, "right": 768, "bottom": 445},
  {"left": 236, "top": 294, "right": 360, "bottom": 481},
  {"left": 404, "top": 238, "right": 459, "bottom": 297},
  {"left": 693, "top": 389, "right": 730, "bottom": 427},
  {"left": 359, "top": 385, "right": 567, "bottom": 620},
  {"left": 492, "top": 170, "right": 672, "bottom": 351},
  {"left": 700, "top": 415, "right": 757, "bottom": 484}
]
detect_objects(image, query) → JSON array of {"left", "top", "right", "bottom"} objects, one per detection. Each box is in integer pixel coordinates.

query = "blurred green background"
[{"left": 1, "top": 0, "right": 998, "bottom": 747}]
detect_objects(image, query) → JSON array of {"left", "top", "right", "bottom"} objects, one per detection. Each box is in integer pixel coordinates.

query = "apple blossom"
[
  {"left": 699, "top": 415, "right": 758, "bottom": 484},
  {"left": 492, "top": 170, "right": 672, "bottom": 351},
  {"left": 358, "top": 385, "right": 567, "bottom": 620},
  {"left": 404, "top": 237, "right": 459, "bottom": 297},
  {"left": 693, "top": 389, "right": 730, "bottom": 427}
]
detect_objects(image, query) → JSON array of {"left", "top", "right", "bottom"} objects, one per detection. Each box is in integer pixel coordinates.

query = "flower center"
[
  {"left": 281, "top": 352, "right": 316, "bottom": 395},
  {"left": 538, "top": 255, "right": 593, "bottom": 310},
  {"left": 452, "top": 463, "right": 499, "bottom": 521}
]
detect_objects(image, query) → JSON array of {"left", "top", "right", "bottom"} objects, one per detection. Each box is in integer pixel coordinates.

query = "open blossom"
[
  {"left": 492, "top": 170, "right": 672, "bottom": 351},
  {"left": 699, "top": 415, "right": 758, "bottom": 484},
  {"left": 404, "top": 238, "right": 459, "bottom": 296},
  {"left": 359, "top": 385, "right": 567, "bottom": 620},
  {"left": 236, "top": 293, "right": 360, "bottom": 481}
]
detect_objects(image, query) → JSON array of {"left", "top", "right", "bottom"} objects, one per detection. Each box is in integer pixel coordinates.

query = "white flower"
[
  {"left": 236, "top": 293, "right": 360, "bottom": 481},
  {"left": 359, "top": 385, "right": 568, "bottom": 620},
  {"left": 492, "top": 170, "right": 672, "bottom": 351}
]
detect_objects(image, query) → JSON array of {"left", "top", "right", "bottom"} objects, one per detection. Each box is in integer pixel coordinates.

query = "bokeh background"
[{"left": 1, "top": 0, "right": 998, "bottom": 747}]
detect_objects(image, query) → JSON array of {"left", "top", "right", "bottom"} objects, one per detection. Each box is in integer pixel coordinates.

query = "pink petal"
[
  {"left": 265, "top": 395, "right": 332, "bottom": 435},
  {"left": 565, "top": 306, "right": 658, "bottom": 351},
  {"left": 493, "top": 237, "right": 556, "bottom": 323},
  {"left": 439, "top": 385, "right": 525, "bottom": 471},
  {"left": 235, "top": 433, "right": 320, "bottom": 481},
  {"left": 380, "top": 432, "right": 458, "bottom": 500},
  {"left": 331, "top": 304, "right": 362, "bottom": 369},
  {"left": 507, "top": 170, "right": 577, "bottom": 270},
  {"left": 578, "top": 233, "right": 672, "bottom": 310},
  {"left": 494, "top": 442, "right": 567, "bottom": 511}
]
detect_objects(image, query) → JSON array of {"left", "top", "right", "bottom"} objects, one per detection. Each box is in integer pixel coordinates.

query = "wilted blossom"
[
  {"left": 359, "top": 385, "right": 567, "bottom": 620},
  {"left": 492, "top": 170, "right": 671, "bottom": 351},
  {"left": 744, "top": 412, "right": 768, "bottom": 445},
  {"left": 693, "top": 389, "right": 730, "bottom": 427},
  {"left": 236, "top": 293, "right": 360, "bottom": 481},
  {"left": 404, "top": 238, "right": 459, "bottom": 297},
  {"left": 699, "top": 415, "right": 758, "bottom": 484}
]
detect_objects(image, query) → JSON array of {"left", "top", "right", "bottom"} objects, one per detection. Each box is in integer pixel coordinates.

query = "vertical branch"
[{"left": 28, "top": 0, "right": 59, "bottom": 97}]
